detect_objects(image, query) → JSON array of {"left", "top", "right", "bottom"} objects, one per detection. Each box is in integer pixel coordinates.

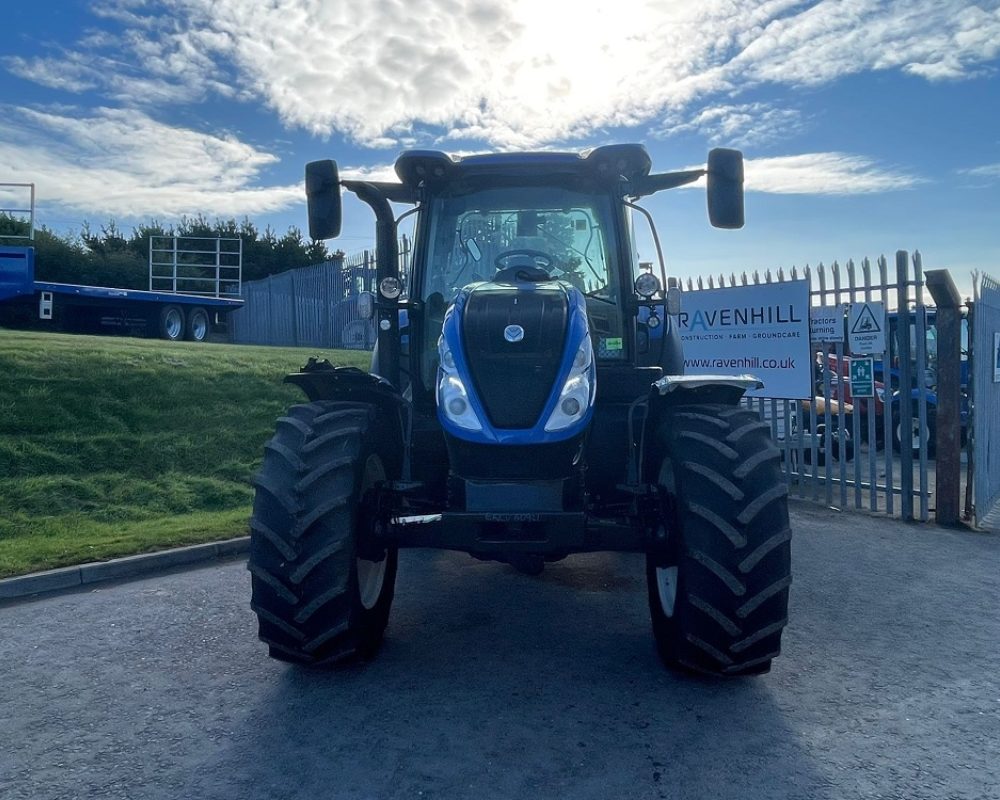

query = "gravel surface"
[{"left": 2, "top": 501, "right": 999, "bottom": 799}]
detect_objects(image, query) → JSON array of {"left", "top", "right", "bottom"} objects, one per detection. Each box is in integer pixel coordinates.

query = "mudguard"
[
  {"left": 285, "top": 357, "right": 408, "bottom": 472},
  {"left": 650, "top": 373, "right": 763, "bottom": 407},
  {"left": 640, "top": 374, "right": 764, "bottom": 484}
]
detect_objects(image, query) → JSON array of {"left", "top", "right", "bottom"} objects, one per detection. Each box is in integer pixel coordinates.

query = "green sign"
[{"left": 850, "top": 357, "right": 875, "bottom": 398}]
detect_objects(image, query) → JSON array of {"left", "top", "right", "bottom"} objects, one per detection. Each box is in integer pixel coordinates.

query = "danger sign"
[{"left": 848, "top": 301, "right": 886, "bottom": 354}]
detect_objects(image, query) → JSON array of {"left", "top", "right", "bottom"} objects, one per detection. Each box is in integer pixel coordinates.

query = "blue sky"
[{"left": 1, "top": 0, "right": 998, "bottom": 294}]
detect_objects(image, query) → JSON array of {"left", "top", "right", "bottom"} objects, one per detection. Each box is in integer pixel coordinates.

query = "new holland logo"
[{"left": 504, "top": 324, "right": 525, "bottom": 343}]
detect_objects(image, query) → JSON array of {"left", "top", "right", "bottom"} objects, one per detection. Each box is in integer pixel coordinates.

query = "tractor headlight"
[
  {"left": 437, "top": 336, "right": 482, "bottom": 431},
  {"left": 544, "top": 335, "right": 595, "bottom": 432}
]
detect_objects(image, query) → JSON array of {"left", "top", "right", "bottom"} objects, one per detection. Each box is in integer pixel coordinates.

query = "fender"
[
  {"left": 285, "top": 357, "right": 409, "bottom": 476},
  {"left": 639, "top": 373, "right": 763, "bottom": 484},
  {"left": 649, "top": 373, "right": 763, "bottom": 410}
]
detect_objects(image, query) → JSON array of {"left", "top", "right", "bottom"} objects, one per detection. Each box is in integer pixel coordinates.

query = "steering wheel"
[{"left": 493, "top": 249, "right": 554, "bottom": 283}]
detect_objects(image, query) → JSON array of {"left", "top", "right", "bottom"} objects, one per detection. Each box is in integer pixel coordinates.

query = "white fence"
[{"left": 683, "top": 250, "right": 940, "bottom": 522}]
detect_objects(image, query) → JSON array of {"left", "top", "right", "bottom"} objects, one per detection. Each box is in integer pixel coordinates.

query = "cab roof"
[{"left": 393, "top": 144, "right": 653, "bottom": 188}]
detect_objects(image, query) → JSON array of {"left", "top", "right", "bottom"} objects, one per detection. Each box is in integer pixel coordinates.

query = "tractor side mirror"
[
  {"left": 706, "top": 148, "right": 745, "bottom": 229},
  {"left": 357, "top": 291, "right": 375, "bottom": 320},
  {"left": 305, "top": 160, "right": 342, "bottom": 240}
]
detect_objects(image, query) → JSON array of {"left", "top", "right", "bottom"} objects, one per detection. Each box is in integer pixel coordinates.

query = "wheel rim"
[
  {"left": 357, "top": 454, "right": 387, "bottom": 611},
  {"left": 357, "top": 554, "right": 386, "bottom": 611},
  {"left": 655, "top": 565, "right": 679, "bottom": 617},
  {"left": 897, "top": 418, "right": 928, "bottom": 453},
  {"left": 165, "top": 309, "right": 182, "bottom": 339},
  {"left": 192, "top": 312, "right": 208, "bottom": 340}
]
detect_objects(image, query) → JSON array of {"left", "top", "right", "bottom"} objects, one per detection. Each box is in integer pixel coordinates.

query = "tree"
[{"left": 8, "top": 212, "right": 340, "bottom": 290}]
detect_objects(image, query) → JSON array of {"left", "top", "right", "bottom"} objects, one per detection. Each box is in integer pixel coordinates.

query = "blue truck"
[{"left": 1, "top": 184, "right": 243, "bottom": 341}]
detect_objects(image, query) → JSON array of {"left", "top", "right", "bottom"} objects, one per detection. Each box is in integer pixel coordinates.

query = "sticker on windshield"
[{"left": 598, "top": 337, "right": 624, "bottom": 359}]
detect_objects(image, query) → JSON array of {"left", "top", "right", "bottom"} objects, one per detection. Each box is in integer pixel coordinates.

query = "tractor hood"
[{"left": 436, "top": 279, "right": 595, "bottom": 445}]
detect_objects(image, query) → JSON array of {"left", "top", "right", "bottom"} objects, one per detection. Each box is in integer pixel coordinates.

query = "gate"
[
  {"left": 971, "top": 273, "right": 1000, "bottom": 527},
  {"left": 683, "top": 250, "right": 943, "bottom": 521}
]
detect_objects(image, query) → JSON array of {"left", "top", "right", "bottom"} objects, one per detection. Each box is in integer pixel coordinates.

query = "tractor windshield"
[
  {"left": 418, "top": 184, "right": 625, "bottom": 388},
  {"left": 423, "top": 185, "right": 616, "bottom": 300}
]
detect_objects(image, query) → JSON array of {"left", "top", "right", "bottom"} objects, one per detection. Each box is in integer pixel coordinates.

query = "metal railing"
[
  {"left": 0, "top": 182, "right": 35, "bottom": 242},
  {"left": 228, "top": 236, "right": 411, "bottom": 348},
  {"left": 683, "top": 250, "right": 938, "bottom": 521},
  {"left": 148, "top": 236, "right": 242, "bottom": 298}
]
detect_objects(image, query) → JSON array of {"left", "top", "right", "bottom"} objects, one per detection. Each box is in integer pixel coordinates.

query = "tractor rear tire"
[
  {"left": 248, "top": 401, "right": 397, "bottom": 666},
  {"left": 647, "top": 404, "right": 792, "bottom": 676}
]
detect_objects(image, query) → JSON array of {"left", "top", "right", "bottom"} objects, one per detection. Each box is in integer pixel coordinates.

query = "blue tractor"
[{"left": 248, "top": 145, "right": 792, "bottom": 676}]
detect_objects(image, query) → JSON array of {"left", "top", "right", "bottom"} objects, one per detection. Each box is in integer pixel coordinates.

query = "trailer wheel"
[
  {"left": 248, "top": 401, "right": 397, "bottom": 666},
  {"left": 647, "top": 404, "right": 792, "bottom": 676},
  {"left": 185, "top": 306, "right": 210, "bottom": 342},
  {"left": 158, "top": 304, "right": 185, "bottom": 341}
]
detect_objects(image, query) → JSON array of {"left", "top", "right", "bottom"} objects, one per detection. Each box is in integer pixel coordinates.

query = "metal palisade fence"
[
  {"left": 972, "top": 273, "right": 1000, "bottom": 527},
  {"left": 683, "top": 250, "right": 938, "bottom": 522},
  {"left": 229, "top": 237, "right": 411, "bottom": 349}
]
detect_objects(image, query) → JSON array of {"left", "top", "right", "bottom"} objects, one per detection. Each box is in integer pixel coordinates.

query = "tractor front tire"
[
  {"left": 248, "top": 401, "right": 397, "bottom": 666},
  {"left": 647, "top": 404, "right": 792, "bottom": 676}
]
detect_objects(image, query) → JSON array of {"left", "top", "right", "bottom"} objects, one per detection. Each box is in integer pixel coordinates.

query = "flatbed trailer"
[
  {"left": 0, "top": 245, "right": 243, "bottom": 342},
  {"left": 0, "top": 184, "right": 243, "bottom": 341}
]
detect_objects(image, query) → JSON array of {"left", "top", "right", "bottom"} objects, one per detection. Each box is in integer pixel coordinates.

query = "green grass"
[{"left": 0, "top": 329, "right": 369, "bottom": 577}]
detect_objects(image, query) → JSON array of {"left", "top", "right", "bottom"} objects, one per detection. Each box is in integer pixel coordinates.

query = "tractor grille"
[{"left": 462, "top": 283, "right": 568, "bottom": 429}]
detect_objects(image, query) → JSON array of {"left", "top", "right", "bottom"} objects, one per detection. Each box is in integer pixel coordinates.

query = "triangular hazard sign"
[{"left": 851, "top": 304, "right": 881, "bottom": 335}]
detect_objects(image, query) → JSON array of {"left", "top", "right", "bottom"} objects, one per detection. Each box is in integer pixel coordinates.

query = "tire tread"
[
  {"left": 647, "top": 403, "right": 792, "bottom": 676},
  {"left": 248, "top": 401, "right": 395, "bottom": 666}
]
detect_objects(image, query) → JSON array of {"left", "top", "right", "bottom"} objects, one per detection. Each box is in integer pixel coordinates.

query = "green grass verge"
[{"left": 0, "top": 329, "right": 369, "bottom": 577}]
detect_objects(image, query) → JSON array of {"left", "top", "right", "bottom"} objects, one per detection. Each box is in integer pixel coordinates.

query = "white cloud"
[
  {"left": 680, "top": 151, "right": 925, "bottom": 194},
  {"left": 746, "top": 153, "right": 924, "bottom": 194},
  {"left": 0, "top": 107, "right": 301, "bottom": 217},
  {"left": 8, "top": 0, "right": 999, "bottom": 148},
  {"left": 339, "top": 164, "right": 401, "bottom": 183},
  {"left": 959, "top": 162, "right": 1000, "bottom": 179},
  {"left": 4, "top": 56, "right": 99, "bottom": 92},
  {"left": 658, "top": 103, "right": 804, "bottom": 147}
]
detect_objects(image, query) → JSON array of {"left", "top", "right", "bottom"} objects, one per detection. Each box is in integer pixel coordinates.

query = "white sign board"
[
  {"left": 677, "top": 279, "right": 811, "bottom": 400},
  {"left": 848, "top": 301, "right": 886, "bottom": 354},
  {"left": 810, "top": 305, "right": 845, "bottom": 342}
]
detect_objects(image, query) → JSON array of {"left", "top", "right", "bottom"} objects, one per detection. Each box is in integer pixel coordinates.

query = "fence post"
[
  {"left": 925, "top": 269, "right": 962, "bottom": 525},
  {"left": 896, "top": 250, "right": 914, "bottom": 521},
  {"left": 290, "top": 270, "right": 300, "bottom": 347},
  {"left": 964, "top": 295, "right": 976, "bottom": 521},
  {"left": 267, "top": 273, "right": 275, "bottom": 344}
]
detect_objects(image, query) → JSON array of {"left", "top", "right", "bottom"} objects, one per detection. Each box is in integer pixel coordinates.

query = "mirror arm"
[
  {"left": 628, "top": 169, "right": 705, "bottom": 198},
  {"left": 342, "top": 179, "right": 418, "bottom": 205}
]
